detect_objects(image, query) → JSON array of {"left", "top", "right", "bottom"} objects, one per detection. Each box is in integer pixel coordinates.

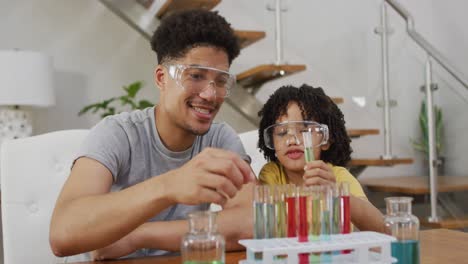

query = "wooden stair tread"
[
  {"left": 156, "top": 0, "right": 221, "bottom": 18},
  {"left": 348, "top": 158, "right": 413, "bottom": 167},
  {"left": 234, "top": 30, "right": 266, "bottom": 49},
  {"left": 236, "top": 64, "right": 306, "bottom": 88},
  {"left": 359, "top": 175, "right": 468, "bottom": 194},
  {"left": 420, "top": 217, "right": 468, "bottom": 229},
  {"left": 347, "top": 129, "right": 379, "bottom": 138},
  {"left": 332, "top": 97, "right": 344, "bottom": 104}
]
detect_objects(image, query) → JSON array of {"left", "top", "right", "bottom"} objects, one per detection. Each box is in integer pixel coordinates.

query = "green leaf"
[
  {"left": 78, "top": 81, "right": 145, "bottom": 119},
  {"left": 413, "top": 100, "right": 443, "bottom": 156},
  {"left": 124, "top": 81, "right": 142, "bottom": 98},
  {"left": 100, "top": 107, "right": 116, "bottom": 118},
  {"left": 120, "top": 96, "right": 137, "bottom": 109},
  {"left": 78, "top": 103, "right": 101, "bottom": 116},
  {"left": 101, "top": 98, "right": 116, "bottom": 108},
  {"left": 137, "top": 100, "right": 154, "bottom": 109}
]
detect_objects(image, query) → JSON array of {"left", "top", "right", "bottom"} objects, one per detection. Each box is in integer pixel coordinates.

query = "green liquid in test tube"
[
  {"left": 274, "top": 185, "right": 287, "bottom": 238},
  {"left": 302, "top": 130, "right": 315, "bottom": 162},
  {"left": 310, "top": 187, "right": 321, "bottom": 241},
  {"left": 320, "top": 186, "right": 333, "bottom": 263},
  {"left": 264, "top": 186, "right": 276, "bottom": 239},
  {"left": 309, "top": 187, "right": 321, "bottom": 264},
  {"left": 320, "top": 186, "right": 332, "bottom": 240}
]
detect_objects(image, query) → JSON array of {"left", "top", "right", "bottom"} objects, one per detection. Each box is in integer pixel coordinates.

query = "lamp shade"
[{"left": 0, "top": 50, "right": 55, "bottom": 107}]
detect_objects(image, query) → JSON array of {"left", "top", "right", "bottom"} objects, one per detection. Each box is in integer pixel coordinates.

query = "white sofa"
[{"left": 0, "top": 128, "right": 264, "bottom": 264}]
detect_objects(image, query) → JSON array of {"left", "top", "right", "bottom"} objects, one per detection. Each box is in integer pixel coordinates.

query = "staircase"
[
  {"left": 363, "top": 0, "right": 468, "bottom": 229},
  {"left": 98, "top": 0, "right": 414, "bottom": 178}
]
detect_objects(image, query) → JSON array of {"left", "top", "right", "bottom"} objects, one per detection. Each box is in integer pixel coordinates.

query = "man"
[{"left": 50, "top": 10, "right": 254, "bottom": 259}]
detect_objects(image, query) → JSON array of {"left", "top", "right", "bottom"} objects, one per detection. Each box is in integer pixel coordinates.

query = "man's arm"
[
  {"left": 49, "top": 157, "right": 173, "bottom": 257},
  {"left": 50, "top": 148, "right": 253, "bottom": 257},
  {"left": 136, "top": 182, "right": 253, "bottom": 251},
  {"left": 91, "top": 182, "right": 254, "bottom": 260}
]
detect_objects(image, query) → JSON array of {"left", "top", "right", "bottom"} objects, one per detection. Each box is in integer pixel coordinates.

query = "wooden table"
[
  {"left": 71, "top": 229, "right": 468, "bottom": 264},
  {"left": 72, "top": 251, "right": 245, "bottom": 264},
  {"left": 419, "top": 228, "right": 468, "bottom": 264}
]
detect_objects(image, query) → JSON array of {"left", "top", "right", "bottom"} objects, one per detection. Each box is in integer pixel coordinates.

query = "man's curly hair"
[
  {"left": 151, "top": 9, "right": 240, "bottom": 65},
  {"left": 258, "top": 84, "right": 352, "bottom": 166}
]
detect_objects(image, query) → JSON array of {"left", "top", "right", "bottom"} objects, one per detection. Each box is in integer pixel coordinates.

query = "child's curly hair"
[
  {"left": 151, "top": 9, "right": 240, "bottom": 65},
  {"left": 258, "top": 84, "right": 352, "bottom": 166}
]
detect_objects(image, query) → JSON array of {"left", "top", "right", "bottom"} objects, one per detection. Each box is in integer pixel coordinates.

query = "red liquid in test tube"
[
  {"left": 298, "top": 195, "right": 308, "bottom": 242},
  {"left": 286, "top": 196, "right": 297, "bottom": 237},
  {"left": 340, "top": 182, "right": 351, "bottom": 254}
]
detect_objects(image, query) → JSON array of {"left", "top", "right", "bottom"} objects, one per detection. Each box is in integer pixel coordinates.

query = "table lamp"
[{"left": 0, "top": 50, "right": 55, "bottom": 144}]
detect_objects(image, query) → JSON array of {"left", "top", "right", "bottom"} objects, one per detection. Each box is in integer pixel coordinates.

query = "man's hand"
[
  {"left": 302, "top": 160, "right": 336, "bottom": 186},
  {"left": 163, "top": 148, "right": 254, "bottom": 206}
]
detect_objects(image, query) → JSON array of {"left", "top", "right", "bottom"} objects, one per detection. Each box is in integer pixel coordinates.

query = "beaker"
[
  {"left": 384, "top": 197, "right": 420, "bottom": 264},
  {"left": 181, "top": 211, "right": 225, "bottom": 264}
]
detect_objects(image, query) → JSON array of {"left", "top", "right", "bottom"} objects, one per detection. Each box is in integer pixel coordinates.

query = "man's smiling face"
[{"left": 159, "top": 46, "right": 230, "bottom": 136}]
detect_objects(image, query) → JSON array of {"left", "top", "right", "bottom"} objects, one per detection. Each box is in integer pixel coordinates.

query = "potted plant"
[
  {"left": 411, "top": 100, "right": 444, "bottom": 174},
  {"left": 78, "top": 81, "right": 154, "bottom": 118}
]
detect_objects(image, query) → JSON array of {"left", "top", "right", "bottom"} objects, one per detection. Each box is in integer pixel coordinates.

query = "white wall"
[
  {"left": 0, "top": 0, "right": 257, "bottom": 134},
  {"left": 1, "top": 0, "right": 466, "bottom": 177},
  {"left": 0, "top": 0, "right": 156, "bottom": 132}
]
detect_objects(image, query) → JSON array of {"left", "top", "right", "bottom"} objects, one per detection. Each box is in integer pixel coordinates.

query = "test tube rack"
[{"left": 239, "top": 231, "right": 397, "bottom": 264}]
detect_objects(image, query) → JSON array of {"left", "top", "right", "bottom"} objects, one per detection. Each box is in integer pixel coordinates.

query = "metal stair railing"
[
  {"left": 384, "top": 0, "right": 468, "bottom": 223},
  {"left": 385, "top": 0, "right": 468, "bottom": 90}
]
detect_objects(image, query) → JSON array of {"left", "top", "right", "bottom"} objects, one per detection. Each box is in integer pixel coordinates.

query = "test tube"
[
  {"left": 331, "top": 185, "right": 341, "bottom": 235},
  {"left": 302, "top": 130, "right": 315, "bottom": 162},
  {"left": 264, "top": 185, "right": 276, "bottom": 238},
  {"left": 340, "top": 182, "right": 351, "bottom": 234},
  {"left": 285, "top": 184, "right": 297, "bottom": 238},
  {"left": 309, "top": 186, "right": 321, "bottom": 242},
  {"left": 329, "top": 185, "right": 342, "bottom": 257},
  {"left": 303, "top": 130, "right": 315, "bottom": 264},
  {"left": 320, "top": 185, "right": 332, "bottom": 240},
  {"left": 252, "top": 185, "right": 266, "bottom": 261},
  {"left": 309, "top": 186, "right": 321, "bottom": 264},
  {"left": 298, "top": 186, "right": 310, "bottom": 264},
  {"left": 298, "top": 186, "right": 309, "bottom": 242},
  {"left": 274, "top": 185, "right": 287, "bottom": 238},
  {"left": 253, "top": 185, "right": 266, "bottom": 239},
  {"left": 320, "top": 185, "right": 333, "bottom": 263},
  {"left": 340, "top": 182, "right": 351, "bottom": 254}
]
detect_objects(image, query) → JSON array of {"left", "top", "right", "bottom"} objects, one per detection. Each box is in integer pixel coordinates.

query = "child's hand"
[{"left": 302, "top": 160, "right": 336, "bottom": 186}]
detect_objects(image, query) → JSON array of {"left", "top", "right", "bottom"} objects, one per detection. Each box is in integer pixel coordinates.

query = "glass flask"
[
  {"left": 181, "top": 211, "right": 225, "bottom": 264},
  {"left": 384, "top": 197, "right": 420, "bottom": 264}
]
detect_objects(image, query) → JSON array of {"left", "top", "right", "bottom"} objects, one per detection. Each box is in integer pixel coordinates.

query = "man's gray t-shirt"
[{"left": 76, "top": 106, "right": 249, "bottom": 257}]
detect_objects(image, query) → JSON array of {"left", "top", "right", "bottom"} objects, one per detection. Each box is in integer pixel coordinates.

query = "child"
[{"left": 257, "top": 84, "right": 384, "bottom": 232}]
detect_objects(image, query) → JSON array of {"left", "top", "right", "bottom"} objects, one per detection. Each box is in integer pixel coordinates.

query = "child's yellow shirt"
[{"left": 258, "top": 161, "right": 367, "bottom": 199}]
